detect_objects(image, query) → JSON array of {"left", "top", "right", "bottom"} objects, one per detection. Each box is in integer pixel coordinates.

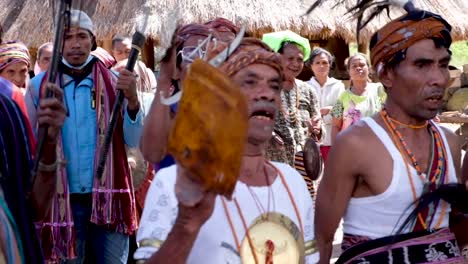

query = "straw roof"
[
  {"left": 312, "top": 0, "right": 468, "bottom": 44},
  {"left": 1, "top": 0, "right": 467, "bottom": 49}
]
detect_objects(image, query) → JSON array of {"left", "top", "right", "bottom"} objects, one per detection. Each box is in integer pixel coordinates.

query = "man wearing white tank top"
[{"left": 312, "top": 1, "right": 468, "bottom": 263}]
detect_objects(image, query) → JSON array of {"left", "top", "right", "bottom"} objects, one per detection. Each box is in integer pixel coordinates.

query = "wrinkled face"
[
  {"left": 311, "top": 53, "right": 330, "bottom": 79},
  {"left": 281, "top": 44, "right": 304, "bottom": 80},
  {"left": 348, "top": 56, "right": 369, "bottom": 82},
  {"left": 231, "top": 64, "right": 282, "bottom": 144},
  {"left": 63, "top": 27, "right": 93, "bottom": 66},
  {"left": 38, "top": 45, "right": 53, "bottom": 72},
  {"left": 112, "top": 38, "right": 131, "bottom": 62},
  {"left": 0, "top": 62, "right": 29, "bottom": 88},
  {"left": 383, "top": 39, "right": 451, "bottom": 120}
]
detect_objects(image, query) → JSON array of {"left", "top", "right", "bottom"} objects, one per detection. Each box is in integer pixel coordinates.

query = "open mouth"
[
  {"left": 251, "top": 110, "right": 274, "bottom": 121},
  {"left": 426, "top": 94, "right": 443, "bottom": 103}
]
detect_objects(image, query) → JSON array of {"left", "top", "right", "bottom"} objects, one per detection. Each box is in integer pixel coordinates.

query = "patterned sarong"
[{"left": 338, "top": 228, "right": 464, "bottom": 264}]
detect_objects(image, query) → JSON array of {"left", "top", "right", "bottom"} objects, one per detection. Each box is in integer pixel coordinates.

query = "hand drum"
[{"left": 303, "top": 138, "right": 323, "bottom": 181}]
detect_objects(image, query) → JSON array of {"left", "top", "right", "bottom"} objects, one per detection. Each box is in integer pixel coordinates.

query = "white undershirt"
[{"left": 135, "top": 162, "right": 319, "bottom": 263}]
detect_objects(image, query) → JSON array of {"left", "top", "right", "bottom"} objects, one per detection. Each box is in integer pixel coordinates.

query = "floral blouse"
[{"left": 331, "top": 83, "right": 386, "bottom": 131}]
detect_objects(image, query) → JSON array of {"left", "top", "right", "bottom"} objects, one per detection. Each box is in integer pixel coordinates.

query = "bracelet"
[{"left": 38, "top": 160, "right": 66, "bottom": 172}]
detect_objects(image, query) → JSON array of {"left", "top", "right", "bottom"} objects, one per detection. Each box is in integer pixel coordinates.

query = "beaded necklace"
[
  {"left": 221, "top": 160, "right": 303, "bottom": 263},
  {"left": 380, "top": 109, "right": 448, "bottom": 230},
  {"left": 280, "top": 85, "right": 300, "bottom": 124}
]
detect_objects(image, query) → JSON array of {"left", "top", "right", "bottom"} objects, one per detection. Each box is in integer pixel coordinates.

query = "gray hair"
[
  {"left": 345, "top": 52, "right": 370, "bottom": 70},
  {"left": 309, "top": 47, "right": 334, "bottom": 65},
  {"left": 37, "top": 42, "right": 53, "bottom": 60}
]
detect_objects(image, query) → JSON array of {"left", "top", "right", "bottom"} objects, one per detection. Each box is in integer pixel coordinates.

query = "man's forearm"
[
  {"left": 146, "top": 220, "right": 199, "bottom": 264},
  {"left": 30, "top": 141, "right": 58, "bottom": 221},
  {"left": 140, "top": 91, "right": 172, "bottom": 163},
  {"left": 317, "top": 238, "right": 334, "bottom": 264}
]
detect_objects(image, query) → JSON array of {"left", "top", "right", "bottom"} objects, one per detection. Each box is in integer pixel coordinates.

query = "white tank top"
[{"left": 342, "top": 117, "right": 457, "bottom": 239}]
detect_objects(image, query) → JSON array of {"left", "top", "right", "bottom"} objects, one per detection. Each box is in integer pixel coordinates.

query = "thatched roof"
[
  {"left": 316, "top": 0, "right": 468, "bottom": 44},
  {"left": 1, "top": 0, "right": 468, "bottom": 50},
  {"left": 0, "top": 0, "right": 145, "bottom": 46}
]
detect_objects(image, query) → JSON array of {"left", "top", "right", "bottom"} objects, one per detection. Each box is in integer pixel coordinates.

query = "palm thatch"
[
  {"left": 0, "top": 0, "right": 145, "bottom": 46},
  {"left": 1, "top": 0, "right": 467, "bottom": 50},
  {"left": 307, "top": 0, "right": 468, "bottom": 44}
]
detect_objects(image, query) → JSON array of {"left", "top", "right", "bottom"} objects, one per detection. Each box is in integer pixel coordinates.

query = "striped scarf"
[
  {"left": 0, "top": 189, "right": 23, "bottom": 263},
  {"left": 0, "top": 93, "right": 43, "bottom": 264},
  {"left": 35, "top": 61, "right": 137, "bottom": 263},
  {"left": 0, "top": 41, "right": 31, "bottom": 71}
]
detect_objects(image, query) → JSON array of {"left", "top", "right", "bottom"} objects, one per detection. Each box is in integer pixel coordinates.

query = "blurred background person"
[
  {"left": 307, "top": 48, "right": 345, "bottom": 163},
  {"left": 34, "top": 42, "right": 53, "bottom": 75},
  {"left": 0, "top": 41, "right": 31, "bottom": 93},
  {"left": 330, "top": 53, "right": 386, "bottom": 143}
]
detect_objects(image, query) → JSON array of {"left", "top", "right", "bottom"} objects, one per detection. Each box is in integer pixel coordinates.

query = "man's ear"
[{"left": 379, "top": 67, "right": 394, "bottom": 90}]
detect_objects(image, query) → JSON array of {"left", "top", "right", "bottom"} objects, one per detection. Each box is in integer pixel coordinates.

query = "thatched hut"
[{"left": 1, "top": 0, "right": 467, "bottom": 72}]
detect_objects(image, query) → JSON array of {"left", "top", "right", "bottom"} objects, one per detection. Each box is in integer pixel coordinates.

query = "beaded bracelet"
[{"left": 38, "top": 160, "right": 66, "bottom": 172}]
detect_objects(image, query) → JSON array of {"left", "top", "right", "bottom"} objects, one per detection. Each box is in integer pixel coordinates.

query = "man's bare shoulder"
[
  {"left": 334, "top": 119, "right": 375, "bottom": 150},
  {"left": 437, "top": 124, "right": 460, "bottom": 143}
]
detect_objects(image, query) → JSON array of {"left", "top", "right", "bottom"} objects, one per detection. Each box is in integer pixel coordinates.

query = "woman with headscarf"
[
  {"left": 330, "top": 53, "right": 386, "bottom": 143},
  {"left": 262, "top": 31, "right": 322, "bottom": 166},
  {"left": 307, "top": 48, "right": 345, "bottom": 162},
  {"left": 0, "top": 41, "right": 31, "bottom": 93}
]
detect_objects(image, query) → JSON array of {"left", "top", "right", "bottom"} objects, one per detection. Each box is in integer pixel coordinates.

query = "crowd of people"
[{"left": 0, "top": 3, "right": 467, "bottom": 264}]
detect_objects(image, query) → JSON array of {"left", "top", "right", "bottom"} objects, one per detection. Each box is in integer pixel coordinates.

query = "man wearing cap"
[
  {"left": 315, "top": 5, "right": 466, "bottom": 263},
  {"left": 26, "top": 10, "right": 141, "bottom": 263}
]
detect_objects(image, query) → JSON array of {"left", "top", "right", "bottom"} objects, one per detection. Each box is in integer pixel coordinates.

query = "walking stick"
[
  {"left": 95, "top": 31, "right": 146, "bottom": 180},
  {"left": 31, "top": 0, "right": 72, "bottom": 188}
]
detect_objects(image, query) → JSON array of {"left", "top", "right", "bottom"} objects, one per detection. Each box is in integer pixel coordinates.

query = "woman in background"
[
  {"left": 307, "top": 48, "right": 345, "bottom": 162},
  {"left": 330, "top": 53, "right": 386, "bottom": 143}
]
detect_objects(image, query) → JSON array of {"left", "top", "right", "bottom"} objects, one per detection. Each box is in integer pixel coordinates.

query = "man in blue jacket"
[{"left": 26, "top": 9, "right": 142, "bottom": 264}]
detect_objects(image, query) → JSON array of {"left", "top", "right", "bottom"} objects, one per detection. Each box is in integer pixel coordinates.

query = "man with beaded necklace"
[
  {"left": 134, "top": 37, "right": 319, "bottom": 263},
  {"left": 314, "top": 1, "right": 467, "bottom": 263}
]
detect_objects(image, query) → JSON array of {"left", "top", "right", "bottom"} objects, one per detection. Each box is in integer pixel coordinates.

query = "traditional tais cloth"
[
  {"left": 174, "top": 24, "right": 219, "bottom": 50},
  {"left": 27, "top": 59, "right": 139, "bottom": 263},
  {"left": 337, "top": 228, "right": 464, "bottom": 264},
  {"left": 266, "top": 79, "right": 321, "bottom": 166},
  {"left": 91, "top": 47, "right": 116, "bottom": 69},
  {"left": 220, "top": 38, "right": 283, "bottom": 78},
  {"left": 205, "top": 17, "right": 239, "bottom": 32},
  {"left": 0, "top": 41, "right": 31, "bottom": 71},
  {"left": 134, "top": 163, "right": 318, "bottom": 263},
  {"left": 0, "top": 188, "right": 23, "bottom": 264},
  {"left": 112, "top": 60, "right": 157, "bottom": 93},
  {"left": 370, "top": 11, "right": 452, "bottom": 72},
  {"left": 0, "top": 76, "right": 32, "bottom": 138},
  {"left": 0, "top": 93, "right": 43, "bottom": 264}
]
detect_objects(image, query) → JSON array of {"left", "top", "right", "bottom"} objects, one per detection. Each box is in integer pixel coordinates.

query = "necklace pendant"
[{"left": 265, "top": 239, "right": 275, "bottom": 264}]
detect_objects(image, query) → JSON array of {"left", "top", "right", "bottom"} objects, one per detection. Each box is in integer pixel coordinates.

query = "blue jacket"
[{"left": 26, "top": 60, "right": 144, "bottom": 193}]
